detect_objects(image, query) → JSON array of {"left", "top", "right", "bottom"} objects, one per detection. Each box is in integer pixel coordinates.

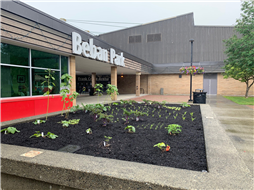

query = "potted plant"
[{"left": 179, "top": 66, "right": 204, "bottom": 75}]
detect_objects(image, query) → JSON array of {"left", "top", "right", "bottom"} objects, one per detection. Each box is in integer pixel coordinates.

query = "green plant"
[
  {"left": 96, "top": 113, "right": 114, "bottom": 126},
  {"left": 181, "top": 102, "right": 191, "bottom": 108},
  {"left": 160, "top": 123, "right": 164, "bottom": 129},
  {"left": 106, "top": 84, "right": 119, "bottom": 104},
  {"left": 155, "top": 122, "right": 160, "bottom": 130},
  {"left": 191, "top": 117, "right": 196, "bottom": 121},
  {"left": 60, "top": 73, "right": 72, "bottom": 116},
  {"left": 154, "top": 142, "right": 170, "bottom": 152},
  {"left": 90, "top": 107, "right": 103, "bottom": 121},
  {"left": 125, "top": 125, "right": 136, "bottom": 133},
  {"left": 165, "top": 124, "right": 182, "bottom": 135},
  {"left": 70, "top": 105, "right": 82, "bottom": 113},
  {"left": 150, "top": 123, "right": 154, "bottom": 129},
  {"left": 30, "top": 131, "right": 58, "bottom": 139},
  {"left": 128, "top": 99, "right": 138, "bottom": 106},
  {"left": 58, "top": 119, "right": 80, "bottom": 127},
  {"left": 122, "top": 108, "right": 133, "bottom": 124},
  {"left": 173, "top": 113, "right": 178, "bottom": 119},
  {"left": 94, "top": 83, "right": 103, "bottom": 102},
  {"left": 81, "top": 103, "right": 94, "bottom": 113},
  {"left": 46, "top": 132, "right": 58, "bottom": 139},
  {"left": 112, "top": 102, "right": 119, "bottom": 106},
  {"left": 42, "top": 69, "right": 55, "bottom": 120},
  {"left": 142, "top": 99, "right": 151, "bottom": 106},
  {"left": 190, "top": 112, "right": 194, "bottom": 117},
  {"left": 1, "top": 127, "right": 20, "bottom": 134},
  {"left": 104, "top": 136, "right": 112, "bottom": 146},
  {"left": 182, "top": 112, "right": 187, "bottom": 121},
  {"left": 86, "top": 128, "right": 92, "bottom": 134},
  {"left": 33, "top": 120, "right": 46, "bottom": 125},
  {"left": 132, "top": 110, "right": 148, "bottom": 121},
  {"left": 120, "top": 99, "right": 129, "bottom": 107}
]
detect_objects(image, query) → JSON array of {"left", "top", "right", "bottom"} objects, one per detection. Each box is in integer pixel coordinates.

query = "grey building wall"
[{"left": 98, "top": 13, "right": 236, "bottom": 65}]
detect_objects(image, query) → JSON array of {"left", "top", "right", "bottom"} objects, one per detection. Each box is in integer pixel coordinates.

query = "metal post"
[{"left": 189, "top": 39, "right": 194, "bottom": 102}]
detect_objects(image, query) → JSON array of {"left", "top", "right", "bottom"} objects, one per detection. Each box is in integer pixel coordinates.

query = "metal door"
[{"left": 203, "top": 73, "right": 217, "bottom": 95}]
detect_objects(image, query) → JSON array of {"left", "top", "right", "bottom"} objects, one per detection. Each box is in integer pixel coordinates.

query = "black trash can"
[
  {"left": 193, "top": 92, "right": 207, "bottom": 104},
  {"left": 89, "top": 87, "right": 95, "bottom": 96}
]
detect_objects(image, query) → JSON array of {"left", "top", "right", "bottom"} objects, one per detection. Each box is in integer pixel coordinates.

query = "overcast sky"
[{"left": 21, "top": 0, "right": 242, "bottom": 35}]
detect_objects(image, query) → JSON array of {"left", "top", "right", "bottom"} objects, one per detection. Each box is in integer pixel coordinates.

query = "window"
[
  {"left": 31, "top": 49, "right": 59, "bottom": 69},
  {"left": 32, "top": 69, "right": 60, "bottom": 96},
  {"left": 147, "top": 33, "right": 161, "bottom": 42},
  {"left": 1, "top": 43, "right": 29, "bottom": 66},
  {"left": 0, "top": 43, "right": 68, "bottom": 98},
  {"left": 1, "top": 66, "right": 30, "bottom": 97},
  {"left": 129, "top": 35, "right": 142, "bottom": 43}
]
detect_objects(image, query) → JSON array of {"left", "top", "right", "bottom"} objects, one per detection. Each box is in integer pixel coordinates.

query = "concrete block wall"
[
  {"left": 148, "top": 74, "right": 203, "bottom": 95},
  {"left": 217, "top": 73, "right": 254, "bottom": 96}
]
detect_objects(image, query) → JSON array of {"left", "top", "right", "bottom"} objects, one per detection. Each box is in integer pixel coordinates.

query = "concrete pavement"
[{"left": 207, "top": 95, "right": 254, "bottom": 177}]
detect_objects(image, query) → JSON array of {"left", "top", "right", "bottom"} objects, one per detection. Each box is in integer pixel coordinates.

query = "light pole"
[{"left": 189, "top": 39, "right": 194, "bottom": 102}]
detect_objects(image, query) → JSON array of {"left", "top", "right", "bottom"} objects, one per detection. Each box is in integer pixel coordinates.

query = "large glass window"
[
  {"left": 31, "top": 50, "right": 59, "bottom": 69},
  {"left": 1, "top": 43, "right": 68, "bottom": 98},
  {"left": 1, "top": 65, "right": 30, "bottom": 97},
  {"left": 1, "top": 43, "right": 29, "bottom": 66},
  {"left": 32, "top": 69, "right": 60, "bottom": 96}
]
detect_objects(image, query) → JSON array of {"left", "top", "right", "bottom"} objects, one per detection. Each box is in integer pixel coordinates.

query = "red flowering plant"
[{"left": 179, "top": 66, "right": 204, "bottom": 75}]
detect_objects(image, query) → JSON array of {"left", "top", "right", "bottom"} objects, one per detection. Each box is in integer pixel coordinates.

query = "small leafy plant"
[
  {"left": 106, "top": 84, "right": 119, "bottom": 103},
  {"left": 96, "top": 113, "right": 114, "bottom": 126},
  {"left": 181, "top": 102, "right": 191, "bottom": 108},
  {"left": 142, "top": 99, "right": 151, "bottom": 106},
  {"left": 30, "top": 131, "right": 58, "bottom": 139},
  {"left": 104, "top": 136, "right": 112, "bottom": 146},
  {"left": 165, "top": 124, "right": 182, "bottom": 135},
  {"left": 173, "top": 113, "right": 178, "bottom": 119},
  {"left": 86, "top": 128, "right": 92, "bottom": 134},
  {"left": 94, "top": 83, "right": 104, "bottom": 102},
  {"left": 154, "top": 142, "right": 170, "bottom": 152},
  {"left": 1, "top": 127, "right": 20, "bottom": 134},
  {"left": 125, "top": 125, "right": 136, "bottom": 133},
  {"left": 90, "top": 107, "right": 103, "bottom": 121},
  {"left": 122, "top": 108, "right": 133, "bottom": 124},
  {"left": 33, "top": 120, "right": 46, "bottom": 125},
  {"left": 132, "top": 110, "right": 148, "bottom": 121},
  {"left": 120, "top": 99, "right": 129, "bottom": 107},
  {"left": 58, "top": 119, "right": 80, "bottom": 127}
]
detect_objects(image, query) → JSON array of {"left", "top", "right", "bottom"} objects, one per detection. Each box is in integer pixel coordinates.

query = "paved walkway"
[{"left": 206, "top": 95, "right": 254, "bottom": 177}]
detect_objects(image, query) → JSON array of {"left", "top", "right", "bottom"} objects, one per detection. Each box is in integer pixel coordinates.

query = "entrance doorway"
[{"left": 203, "top": 73, "right": 217, "bottom": 95}]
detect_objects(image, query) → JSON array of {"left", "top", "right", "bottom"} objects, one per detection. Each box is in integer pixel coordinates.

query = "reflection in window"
[
  {"left": 0, "top": 43, "right": 29, "bottom": 66},
  {"left": 32, "top": 69, "right": 60, "bottom": 96},
  {"left": 31, "top": 50, "right": 59, "bottom": 69},
  {"left": 1, "top": 66, "right": 30, "bottom": 97}
]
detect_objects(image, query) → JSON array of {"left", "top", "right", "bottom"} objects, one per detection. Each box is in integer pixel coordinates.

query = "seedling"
[
  {"left": 150, "top": 123, "right": 154, "bottom": 129},
  {"left": 160, "top": 123, "right": 164, "bottom": 129},
  {"left": 1, "top": 127, "right": 20, "bottom": 134},
  {"left": 191, "top": 117, "right": 196, "bottom": 121},
  {"left": 132, "top": 110, "right": 148, "bottom": 121},
  {"left": 165, "top": 124, "right": 182, "bottom": 135},
  {"left": 90, "top": 107, "right": 103, "bottom": 121},
  {"left": 190, "top": 112, "right": 194, "bottom": 117},
  {"left": 104, "top": 136, "right": 112, "bottom": 146},
  {"left": 86, "top": 128, "right": 92, "bottom": 134},
  {"left": 122, "top": 108, "right": 133, "bottom": 124},
  {"left": 33, "top": 120, "right": 46, "bottom": 125},
  {"left": 181, "top": 102, "right": 191, "bottom": 108},
  {"left": 155, "top": 122, "right": 160, "bottom": 130},
  {"left": 142, "top": 99, "right": 151, "bottom": 106},
  {"left": 154, "top": 142, "right": 170, "bottom": 152},
  {"left": 81, "top": 103, "right": 94, "bottom": 113},
  {"left": 173, "top": 114, "right": 178, "bottom": 119},
  {"left": 112, "top": 102, "right": 119, "bottom": 106},
  {"left": 120, "top": 99, "right": 129, "bottom": 107},
  {"left": 58, "top": 119, "right": 80, "bottom": 127},
  {"left": 70, "top": 105, "right": 82, "bottom": 113},
  {"left": 30, "top": 131, "right": 58, "bottom": 139},
  {"left": 96, "top": 113, "right": 113, "bottom": 126},
  {"left": 94, "top": 83, "right": 103, "bottom": 102},
  {"left": 125, "top": 125, "right": 136, "bottom": 133}
]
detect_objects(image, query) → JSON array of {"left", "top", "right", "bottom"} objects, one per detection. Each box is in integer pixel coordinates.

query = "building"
[
  {"left": 98, "top": 13, "right": 253, "bottom": 96},
  {"left": 0, "top": 1, "right": 253, "bottom": 122}
]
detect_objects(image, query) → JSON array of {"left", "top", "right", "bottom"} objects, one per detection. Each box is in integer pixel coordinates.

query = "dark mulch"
[{"left": 1, "top": 103, "right": 207, "bottom": 172}]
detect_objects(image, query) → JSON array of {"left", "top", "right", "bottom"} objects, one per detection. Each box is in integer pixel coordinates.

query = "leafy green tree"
[{"left": 223, "top": 1, "right": 254, "bottom": 98}]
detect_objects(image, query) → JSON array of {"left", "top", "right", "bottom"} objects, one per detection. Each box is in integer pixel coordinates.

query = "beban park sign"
[{"left": 72, "top": 32, "right": 125, "bottom": 67}]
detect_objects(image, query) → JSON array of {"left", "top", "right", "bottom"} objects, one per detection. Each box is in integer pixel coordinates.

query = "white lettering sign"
[{"left": 72, "top": 32, "right": 125, "bottom": 67}]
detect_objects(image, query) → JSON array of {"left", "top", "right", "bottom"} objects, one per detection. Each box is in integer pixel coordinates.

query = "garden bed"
[{"left": 1, "top": 102, "right": 207, "bottom": 172}]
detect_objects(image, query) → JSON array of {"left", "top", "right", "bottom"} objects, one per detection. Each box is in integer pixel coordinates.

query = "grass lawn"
[{"left": 224, "top": 96, "right": 254, "bottom": 105}]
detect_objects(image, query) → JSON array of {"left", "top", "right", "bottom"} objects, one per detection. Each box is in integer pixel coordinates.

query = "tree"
[{"left": 223, "top": 0, "right": 254, "bottom": 98}]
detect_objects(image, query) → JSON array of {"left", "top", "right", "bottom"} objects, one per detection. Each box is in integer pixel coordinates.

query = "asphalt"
[{"left": 1, "top": 94, "right": 253, "bottom": 189}]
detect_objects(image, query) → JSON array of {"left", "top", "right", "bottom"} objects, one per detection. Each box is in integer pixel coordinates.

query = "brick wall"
[
  {"left": 117, "top": 75, "right": 148, "bottom": 94},
  {"left": 148, "top": 74, "right": 203, "bottom": 95},
  {"left": 217, "top": 73, "right": 254, "bottom": 96}
]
